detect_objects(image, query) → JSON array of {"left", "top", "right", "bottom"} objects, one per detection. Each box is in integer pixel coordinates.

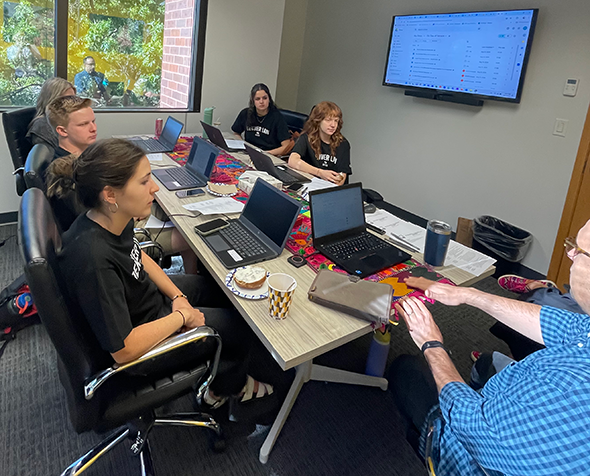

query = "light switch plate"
[{"left": 553, "top": 118, "right": 568, "bottom": 137}]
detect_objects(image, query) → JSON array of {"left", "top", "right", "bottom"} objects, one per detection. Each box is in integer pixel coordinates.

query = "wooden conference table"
[{"left": 152, "top": 143, "right": 494, "bottom": 463}]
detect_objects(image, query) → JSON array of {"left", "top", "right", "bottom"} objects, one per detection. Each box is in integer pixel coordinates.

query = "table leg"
[
  {"left": 259, "top": 361, "right": 310, "bottom": 464},
  {"left": 259, "top": 361, "right": 388, "bottom": 464},
  {"left": 310, "top": 364, "right": 388, "bottom": 390}
]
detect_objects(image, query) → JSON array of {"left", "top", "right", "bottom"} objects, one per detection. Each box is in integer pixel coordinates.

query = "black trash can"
[{"left": 472, "top": 216, "right": 533, "bottom": 277}]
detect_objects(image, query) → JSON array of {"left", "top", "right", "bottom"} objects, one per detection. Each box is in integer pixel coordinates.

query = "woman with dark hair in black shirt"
[
  {"left": 54, "top": 138, "right": 275, "bottom": 414},
  {"left": 232, "top": 83, "right": 291, "bottom": 156}
]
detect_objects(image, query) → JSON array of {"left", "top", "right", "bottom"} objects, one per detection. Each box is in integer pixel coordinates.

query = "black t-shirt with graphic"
[
  {"left": 60, "top": 214, "right": 165, "bottom": 353},
  {"left": 291, "top": 133, "right": 352, "bottom": 175},
  {"left": 231, "top": 107, "right": 291, "bottom": 151}
]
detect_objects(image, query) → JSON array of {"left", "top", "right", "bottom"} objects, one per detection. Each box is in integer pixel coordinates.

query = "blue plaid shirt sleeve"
[
  {"left": 436, "top": 306, "right": 590, "bottom": 476},
  {"left": 540, "top": 305, "right": 590, "bottom": 347}
]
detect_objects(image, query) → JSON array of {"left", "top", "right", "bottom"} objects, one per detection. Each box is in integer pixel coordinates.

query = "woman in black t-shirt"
[
  {"left": 54, "top": 139, "right": 277, "bottom": 414},
  {"left": 231, "top": 83, "right": 291, "bottom": 156},
  {"left": 288, "top": 101, "right": 351, "bottom": 186}
]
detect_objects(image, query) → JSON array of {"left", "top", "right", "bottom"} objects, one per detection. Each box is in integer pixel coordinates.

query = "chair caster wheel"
[{"left": 208, "top": 429, "right": 226, "bottom": 453}]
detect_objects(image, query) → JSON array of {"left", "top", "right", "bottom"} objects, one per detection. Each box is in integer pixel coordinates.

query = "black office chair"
[
  {"left": 19, "top": 188, "right": 224, "bottom": 475},
  {"left": 23, "top": 143, "right": 54, "bottom": 192},
  {"left": 3, "top": 106, "right": 36, "bottom": 196},
  {"left": 279, "top": 108, "right": 308, "bottom": 134}
]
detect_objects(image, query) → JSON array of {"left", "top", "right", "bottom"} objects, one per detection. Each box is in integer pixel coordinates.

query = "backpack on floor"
[{"left": 0, "top": 273, "right": 40, "bottom": 359}]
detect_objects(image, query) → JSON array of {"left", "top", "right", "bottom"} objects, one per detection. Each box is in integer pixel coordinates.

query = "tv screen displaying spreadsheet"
[{"left": 383, "top": 9, "right": 538, "bottom": 103}]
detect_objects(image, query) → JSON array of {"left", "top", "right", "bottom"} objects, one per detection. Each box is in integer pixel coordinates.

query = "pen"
[{"left": 387, "top": 233, "right": 421, "bottom": 253}]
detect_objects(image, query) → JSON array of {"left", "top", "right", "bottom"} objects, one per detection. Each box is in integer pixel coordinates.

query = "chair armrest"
[
  {"left": 84, "top": 325, "right": 222, "bottom": 400},
  {"left": 138, "top": 240, "right": 164, "bottom": 266},
  {"left": 134, "top": 227, "right": 152, "bottom": 240}
]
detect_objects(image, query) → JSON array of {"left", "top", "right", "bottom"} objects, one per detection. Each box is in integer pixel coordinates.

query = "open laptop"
[
  {"left": 152, "top": 136, "right": 219, "bottom": 191},
  {"left": 200, "top": 121, "right": 245, "bottom": 151},
  {"left": 202, "top": 178, "right": 302, "bottom": 268},
  {"left": 309, "top": 183, "right": 411, "bottom": 278},
  {"left": 129, "top": 116, "right": 184, "bottom": 153},
  {"left": 244, "top": 144, "right": 310, "bottom": 185}
]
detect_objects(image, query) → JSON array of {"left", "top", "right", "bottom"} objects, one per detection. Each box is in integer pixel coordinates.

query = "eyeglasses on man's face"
[{"left": 564, "top": 236, "right": 590, "bottom": 260}]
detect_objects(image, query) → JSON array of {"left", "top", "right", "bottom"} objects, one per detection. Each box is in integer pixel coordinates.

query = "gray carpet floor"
[{"left": 0, "top": 222, "right": 515, "bottom": 476}]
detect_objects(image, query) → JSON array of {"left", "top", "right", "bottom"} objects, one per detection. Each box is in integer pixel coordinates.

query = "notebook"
[
  {"left": 128, "top": 116, "right": 184, "bottom": 153},
  {"left": 152, "top": 136, "right": 219, "bottom": 191},
  {"left": 309, "top": 183, "right": 411, "bottom": 278},
  {"left": 244, "top": 143, "right": 310, "bottom": 185},
  {"left": 202, "top": 178, "right": 302, "bottom": 268},
  {"left": 200, "top": 121, "right": 245, "bottom": 151}
]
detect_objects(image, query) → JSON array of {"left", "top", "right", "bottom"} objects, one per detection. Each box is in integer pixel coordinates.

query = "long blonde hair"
[
  {"left": 34, "top": 77, "right": 76, "bottom": 120},
  {"left": 303, "top": 101, "right": 344, "bottom": 159}
]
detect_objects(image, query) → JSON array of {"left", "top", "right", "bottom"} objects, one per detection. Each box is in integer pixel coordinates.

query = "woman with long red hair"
[{"left": 288, "top": 101, "right": 351, "bottom": 185}]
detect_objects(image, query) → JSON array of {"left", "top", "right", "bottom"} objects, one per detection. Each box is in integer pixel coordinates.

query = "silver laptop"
[
  {"left": 129, "top": 116, "right": 184, "bottom": 153},
  {"left": 202, "top": 178, "right": 302, "bottom": 268},
  {"left": 200, "top": 121, "right": 245, "bottom": 151},
  {"left": 152, "top": 137, "right": 218, "bottom": 191}
]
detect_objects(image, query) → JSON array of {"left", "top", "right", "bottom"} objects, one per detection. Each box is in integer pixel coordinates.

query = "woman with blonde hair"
[
  {"left": 288, "top": 101, "right": 351, "bottom": 185},
  {"left": 27, "top": 77, "right": 76, "bottom": 150}
]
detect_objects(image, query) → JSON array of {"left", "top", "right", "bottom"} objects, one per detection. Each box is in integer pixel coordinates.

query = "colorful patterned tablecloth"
[{"left": 168, "top": 136, "right": 454, "bottom": 322}]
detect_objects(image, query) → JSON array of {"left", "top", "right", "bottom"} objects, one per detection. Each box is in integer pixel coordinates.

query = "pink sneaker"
[{"left": 497, "top": 275, "right": 556, "bottom": 294}]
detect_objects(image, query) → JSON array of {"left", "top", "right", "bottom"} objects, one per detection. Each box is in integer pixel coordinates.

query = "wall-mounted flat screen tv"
[{"left": 383, "top": 9, "right": 538, "bottom": 104}]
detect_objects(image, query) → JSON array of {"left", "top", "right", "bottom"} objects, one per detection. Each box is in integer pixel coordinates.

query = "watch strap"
[{"left": 421, "top": 340, "right": 451, "bottom": 355}]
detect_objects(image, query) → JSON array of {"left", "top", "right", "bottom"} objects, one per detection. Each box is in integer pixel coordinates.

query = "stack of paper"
[
  {"left": 300, "top": 177, "right": 337, "bottom": 200},
  {"left": 365, "top": 209, "right": 496, "bottom": 277},
  {"left": 183, "top": 197, "right": 244, "bottom": 215}
]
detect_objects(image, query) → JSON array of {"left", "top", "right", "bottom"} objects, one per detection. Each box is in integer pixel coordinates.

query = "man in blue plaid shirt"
[{"left": 388, "top": 220, "right": 590, "bottom": 475}]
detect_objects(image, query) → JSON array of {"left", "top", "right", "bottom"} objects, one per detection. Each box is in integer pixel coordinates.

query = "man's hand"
[
  {"left": 405, "top": 277, "right": 469, "bottom": 306},
  {"left": 395, "top": 296, "right": 443, "bottom": 349}
]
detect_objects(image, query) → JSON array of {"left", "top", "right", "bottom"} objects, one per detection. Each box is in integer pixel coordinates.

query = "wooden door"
[{"left": 547, "top": 102, "right": 590, "bottom": 288}]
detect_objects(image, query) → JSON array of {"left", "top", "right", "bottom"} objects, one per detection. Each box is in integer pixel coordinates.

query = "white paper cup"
[{"left": 268, "top": 273, "right": 297, "bottom": 320}]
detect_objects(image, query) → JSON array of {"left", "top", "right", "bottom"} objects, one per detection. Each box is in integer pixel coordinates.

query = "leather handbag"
[{"left": 307, "top": 270, "right": 393, "bottom": 325}]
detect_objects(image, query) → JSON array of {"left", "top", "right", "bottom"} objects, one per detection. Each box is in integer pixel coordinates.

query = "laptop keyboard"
[
  {"left": 165, "top": 167, "right": 200, "bottom": 187},
  {"left": 322, "top": 231, "right": 389, "bottom": 260},
  {"left": 273, "top": 167, "right": 297, "bottom": 184},
  {"left": 219, "top": 222, "right": 267, "bottom": 258},
  {"left": 135, "top": 138, "right": 164, "bottom": 151}
]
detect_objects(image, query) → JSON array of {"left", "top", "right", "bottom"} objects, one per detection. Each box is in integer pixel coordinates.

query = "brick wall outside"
[{"left": 160, "top": 0, "right": 195, "bottom": 108}]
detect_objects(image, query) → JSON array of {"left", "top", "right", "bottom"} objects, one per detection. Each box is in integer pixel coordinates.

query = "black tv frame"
[{"left": 382, "top": 8, "right": 539, "bottom": 106}]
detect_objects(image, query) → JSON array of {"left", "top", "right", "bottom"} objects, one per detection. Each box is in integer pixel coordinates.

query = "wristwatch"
[
  {"left": 421, "top": 340, "right": 451, "bottom": 355},
  {"left": 172, "top": 293, "right": 188, "bottom": 302}
]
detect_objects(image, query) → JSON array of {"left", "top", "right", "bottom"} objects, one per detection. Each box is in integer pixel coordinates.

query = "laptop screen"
[
  {"left": 160, "top": 117, "right": 183, "bottom": 146},
  {"left": 242, "top": 180, "right": 301, "bottom": 248},
  {"left": 311, "top": 184, "right": 365, "bottom": 239},
  {"left": 186, "top": 137, "right": 218, "bottom": 178}
]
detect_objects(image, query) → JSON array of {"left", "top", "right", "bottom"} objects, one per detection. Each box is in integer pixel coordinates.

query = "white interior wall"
[
  {"left": 275, "top": 0, "right": 309, "bottom": 110},
  {"left": 292, "top": 0, "right": 590, "bottom": 274},
  {"left": 0, "top": 0, "right": 285, "bottom": 215}
]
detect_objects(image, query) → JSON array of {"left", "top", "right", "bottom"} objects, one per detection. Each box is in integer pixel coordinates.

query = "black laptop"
[
  {"left": 202, "top": 178, "right": 302, "bottom": 268},
  {"left": 200, "top": 121, "right": 245, "bottom": 151},
  {"left": 129, "top": 116, "right": 184, "bottom": 153},
  {"left": 244, "top": 144, "right": 310, "bottom": 185},
  {"left": 152, "top": 137, "right": 218, "bottom": 191},
  {"left": 309, "top": 183, "right": 411, "bottom": 278}
]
